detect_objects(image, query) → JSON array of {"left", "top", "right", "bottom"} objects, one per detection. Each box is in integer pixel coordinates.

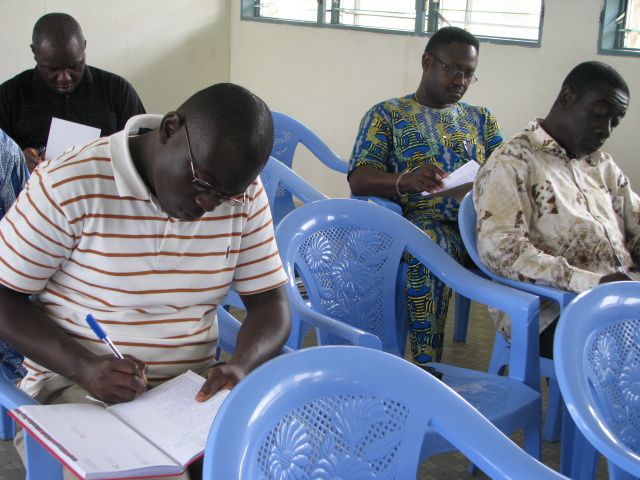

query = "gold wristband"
[{"left": 395, "top": 170, "right": 409, "bottom": 197}]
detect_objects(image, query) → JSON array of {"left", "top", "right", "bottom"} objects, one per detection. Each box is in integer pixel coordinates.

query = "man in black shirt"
[{"left": 0, "top": 13, "right": 145, "bottom": 170}]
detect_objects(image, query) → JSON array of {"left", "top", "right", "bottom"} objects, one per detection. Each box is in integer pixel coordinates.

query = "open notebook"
[{"left": 11, "top": 370, "right": 229, "bottom": 479}]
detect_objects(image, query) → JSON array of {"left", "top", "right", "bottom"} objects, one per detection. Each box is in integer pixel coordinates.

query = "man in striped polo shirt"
[{"left": 0, "top": 83, "right": 290, "bottom": 478}]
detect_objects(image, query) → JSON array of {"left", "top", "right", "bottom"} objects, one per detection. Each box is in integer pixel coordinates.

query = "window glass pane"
[
  {"left": 432, "top": 0, "right": 543, "bottom": 41},
  {"left": 259, "top": 0, "right": 318, "bottom": 22},
  {"left": 334, "top": 0, "right": 416, "bottom": 31},
  {"left": 624, "top": 0, "right": 640, "bottom": 48}
]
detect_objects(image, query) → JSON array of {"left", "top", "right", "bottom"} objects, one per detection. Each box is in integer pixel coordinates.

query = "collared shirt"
[
  {"left": 0, "top": 114, "right": 287, "bottom": 395},
  {"left": 474, "top": 118, "right": 640, "bottom": 295},
  {"left": 0, "top": 65, "right": 145, "bottom": 150},
  {"left": 349, "top": 94, "right": 504, "bottom": 226}
]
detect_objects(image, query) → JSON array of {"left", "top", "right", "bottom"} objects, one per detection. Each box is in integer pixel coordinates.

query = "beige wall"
[
  {"left": 0, "top": 1, "right": 231, "bottom": 114},
  {"left": 229, "top": 1, "right": 640, "bottom": 198}
]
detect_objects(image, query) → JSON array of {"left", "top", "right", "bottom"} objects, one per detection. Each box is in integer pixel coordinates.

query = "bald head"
[
  {"left": 177, "top": 83, "right": 274, "bottom": 173},
  {"left": 30, "top": 13, "right": 87, "bottom": 95},
  {"left": 32, "top": 13, "right": 84, "bottom": 48}
]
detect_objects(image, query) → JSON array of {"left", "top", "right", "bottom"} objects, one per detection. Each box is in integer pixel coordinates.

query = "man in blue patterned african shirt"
[
  {"left": 348, "top": 27, "right": 504, "bottom": 365},
  {"left": 0, "top": 128, "right": 29, "bottom": 376}
]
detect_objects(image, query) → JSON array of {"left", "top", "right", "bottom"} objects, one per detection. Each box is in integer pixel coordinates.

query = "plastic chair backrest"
[
  {"left": 260, "top": 156, "right": 328, "bottom": 226},
  {"left": 268, "top": 112, "right": 347, "bottom": 225},
  {"left": 459, "top": 192, "right": 575, "bottom": 306},
  {"left": 271, "top": 112, "right": 348, "bottom": 173},
  {"left": 203, "top": 346, "right": 565, "bottom": 480},
  {"left": 275, "top": 198, "right": 541, "bottom": 388},
  {"left": 554, "top": 282, "right": 640, "bottom": 478}
]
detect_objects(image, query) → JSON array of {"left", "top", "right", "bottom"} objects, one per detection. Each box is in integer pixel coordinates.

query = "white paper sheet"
[
  {"left": 45, "top": 118, "right": 101, "bottom": 161},
  {"left": 421, "top": 160, "right": 480, "bottom": 198}
]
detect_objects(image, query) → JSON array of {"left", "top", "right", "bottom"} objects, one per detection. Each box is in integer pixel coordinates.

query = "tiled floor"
[{"left": 0, "top": 302, "right": 609, "bottom": 479}]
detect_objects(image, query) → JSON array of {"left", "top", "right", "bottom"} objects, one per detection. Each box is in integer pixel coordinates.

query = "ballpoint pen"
[{"left": 85, "top": 314, "right": 124, "bottom": 359}]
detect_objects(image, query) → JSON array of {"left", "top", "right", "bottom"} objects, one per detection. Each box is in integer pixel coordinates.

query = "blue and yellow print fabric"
[
  {"left": 349, "top": 94, "right": 503, "bottom": 224},
  {"left": 348, "top": 95, "right": 503, "bottom": 364}
]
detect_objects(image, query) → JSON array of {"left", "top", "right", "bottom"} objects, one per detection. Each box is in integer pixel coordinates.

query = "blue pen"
[{"left": 85, "top": 314, "right": 124, "bottom": 359}]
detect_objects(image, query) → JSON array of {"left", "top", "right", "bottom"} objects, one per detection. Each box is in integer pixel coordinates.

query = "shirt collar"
[
  {"left": 525, "top": 117, "right": 605, "bottom": 166},
  {"left": 109, "top": 114, "right": 163, "bottom": 200},
  {"left": 31, "top": 65, "right": 93, "bottom": 95},
  {"left": 525, "top": 118, "right": 570, "bottom": 160}
]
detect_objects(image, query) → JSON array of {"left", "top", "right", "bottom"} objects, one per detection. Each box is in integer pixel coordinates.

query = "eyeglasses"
[
  {"left": 184, "top": 121, "right": 245, "bottom": 207},
  {"left": 430, "top": 52, "right": 478, "bottom": 84}
]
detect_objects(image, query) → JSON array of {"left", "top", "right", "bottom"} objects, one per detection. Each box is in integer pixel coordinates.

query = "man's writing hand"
[
  {"left": 72, "top": 354, "right": 147, "bottom": 404},
  {"left": 23, "top": 148, "right": 44, "bottom": 171},
  {"left": 196, "top": 363, "right": 244, "bottom": 402},
  {"left": 599, "top": 271, "right": 632, "bottom": 284},
  {"left": 399, "top": 164, "right": 447, "bottom": 194}
]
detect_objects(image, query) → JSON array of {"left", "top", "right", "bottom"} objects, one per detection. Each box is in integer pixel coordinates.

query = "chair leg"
[
  {"left": 0, "top": 405, "right": 16, "bottom": 440},
  {"left": 543, "top": 378, "right": 563, "bottom": 442},
  {"left": 453, "top": 293, "right": 471, "bottom": 342},
  {"left": 25, "top": 433, "right": 63, "bottom": 480},
  {"left": 523, "top": 419, "right": 542, "bottom": 461},
  {"left": 488, "top": 332, "right": 510, "bottom": 376},
  {"left": 560, "top": 407, "right": 599, "bottom": 479}
]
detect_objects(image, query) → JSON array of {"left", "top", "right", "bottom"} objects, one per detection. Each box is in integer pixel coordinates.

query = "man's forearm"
[
  {"left": 0, "top": 285, "right": 93, "bottom": 379},
  {"left": 348, "top": 166, "right": 399, "bottom": 198},
  {"left": 233, "top": 286, "right": 291, "bottom": 373}
]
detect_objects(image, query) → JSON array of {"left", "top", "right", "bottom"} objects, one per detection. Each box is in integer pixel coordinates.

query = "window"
[
  {"left": 435, "top": 0, "right": 544, "bottom": 42},
  {"left": 242, "top": 1, "right": 545, "bottom": 45},
  {"left": 600, "top": 0, "right": 640, "bottom": 55},
  {"left": 336, "top": 1, "right": 416, "bottom": 32}
]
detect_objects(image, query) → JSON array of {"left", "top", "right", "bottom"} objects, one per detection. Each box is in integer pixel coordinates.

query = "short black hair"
[
  {"left": 425, "top": 26, "right": 479, "bottom": 54},
  {"left": 178, "top": 83, "right": 273, "bottom": 170},
  {"left": 32, "top": 13, "right": 84, "bottom": 47},
  {"left": 562, "top": 61, "right": 629, "bottom": 98}
]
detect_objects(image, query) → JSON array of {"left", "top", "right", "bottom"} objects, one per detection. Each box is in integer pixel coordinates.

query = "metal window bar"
[
  {"left": 249, "top": 0, "right": 543, "bottom": 42},
  {"left": 613, "top": 0, "right": 629, "bottom": 48}
]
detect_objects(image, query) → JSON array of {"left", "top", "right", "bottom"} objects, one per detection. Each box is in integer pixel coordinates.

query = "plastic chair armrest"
[
  {"left": 493, "top": 277, "right": 575, "bottom": 309},
  {"left": 290, "top": 297, "right": 383, "bottom": 350},
  {"left": 351, "top": 195, "right": 402, "bottom": 215},
  {"left": 216, "top": 305, "right": 293, "bottom": 356},
  {"left": 275, "top": 162, "right": 329, "bottom": 204},
  {"left": 216, "top": 306, "right": 242, "bottom": 356},
  {"left": 0, "top": 376, "right": 37, "bottom": 411}
]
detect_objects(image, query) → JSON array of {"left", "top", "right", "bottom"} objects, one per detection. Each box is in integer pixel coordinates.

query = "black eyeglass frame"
[{"left": 429, "top": 52, "right": 479, "bottom": 84}]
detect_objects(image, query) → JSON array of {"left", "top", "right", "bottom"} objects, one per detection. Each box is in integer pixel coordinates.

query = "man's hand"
[
  {"left": 23, "top": 147, "right": 44, "bottom": 171},
  {"left": 195, "top": 363, "right": 245, "bottom": 402},
  {"left": 398, "top": 164, "right": 447, "bottom": 194},
  {"left": 72, "top": 354, "right": 147, "bottom": 404},
  {"left": 599, "top": 271, "right": 633, "bottom": 284}
]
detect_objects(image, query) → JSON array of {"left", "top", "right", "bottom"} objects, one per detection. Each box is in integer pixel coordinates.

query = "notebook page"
[
  {"left": 421, "top": 160, "right": 480, "bottom": 199},
  {"left": 109, "top": 370, "right": 230, "bottom": 466},
  {"left": 15, "top": 404, "right": 179, "bottom": 479}
]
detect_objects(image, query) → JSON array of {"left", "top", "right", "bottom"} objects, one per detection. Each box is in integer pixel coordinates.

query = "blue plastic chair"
[
  {"left": 220, "top": 156, "right": 329, "bottom": 313},
  {"left": 555, "top": 282, "right": 640, "bottom": 480},
  {"left": 0, "top": 305, "right": 246, "bottom": 480},
  {"left": 274, "top": 198, "right": 542, "bottom": 461},
  {"left": 260, "top": 155, "right": 329, "bottom": 226},
  {"left": 351, "top": 193, "right": 473, "bottom": 345},
  {"left": 204, "top": 346, "right": 566, "bottom": 480},
  {"left": 269, "top": 112, "right": 348, "bottom": 225},
  {"left": 458, "top": 192, "right": 576, "bottom": 444}
]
